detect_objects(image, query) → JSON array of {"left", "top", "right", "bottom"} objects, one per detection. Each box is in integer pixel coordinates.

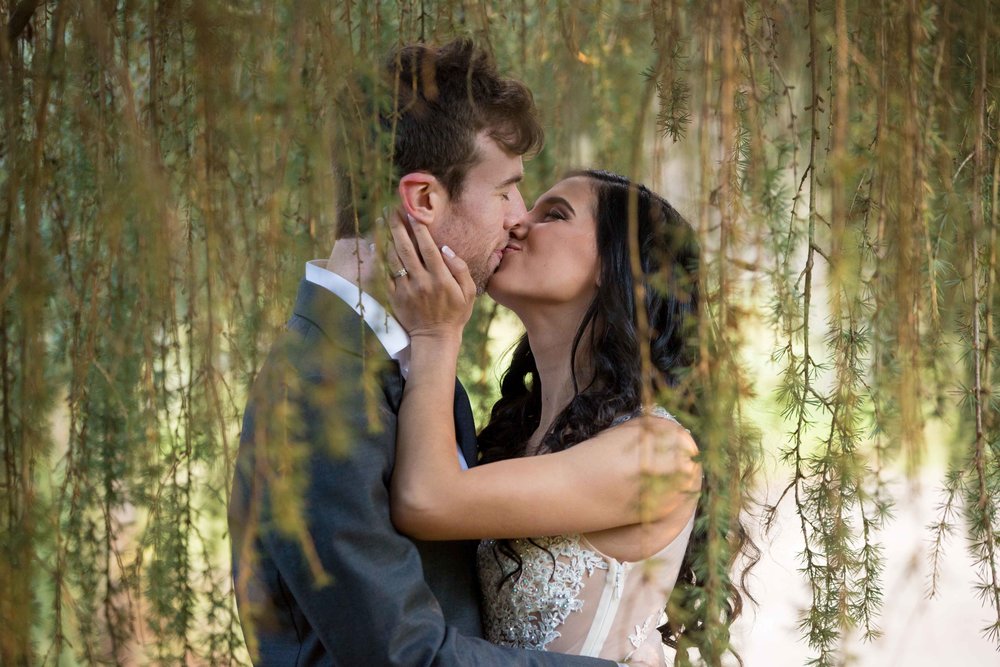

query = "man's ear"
[{"left": 398, "top": 172, "right": 448, "bottom": 228}]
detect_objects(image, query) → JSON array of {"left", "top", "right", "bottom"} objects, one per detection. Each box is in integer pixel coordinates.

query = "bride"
[{"left": 386, "top": 170, "right": 747, "bottom": 664}]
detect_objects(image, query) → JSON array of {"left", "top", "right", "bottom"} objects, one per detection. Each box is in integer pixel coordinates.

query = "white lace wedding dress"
[{"left": 477, "top": 410, "right": 696, "bottom": 663}]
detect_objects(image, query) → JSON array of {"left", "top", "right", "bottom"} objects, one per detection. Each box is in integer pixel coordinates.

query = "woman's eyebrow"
[{"left": 532, "top": 195, "right": 575, "bottom": 215}]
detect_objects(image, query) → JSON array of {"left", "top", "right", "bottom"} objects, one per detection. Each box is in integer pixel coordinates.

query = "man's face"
[{"left": 433, "top": 132, "right": 527, "bottom": 293}]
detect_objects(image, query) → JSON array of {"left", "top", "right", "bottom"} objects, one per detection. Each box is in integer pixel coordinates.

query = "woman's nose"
[{"left": 507, "top": 210, "right": 532, "bottom": 238}]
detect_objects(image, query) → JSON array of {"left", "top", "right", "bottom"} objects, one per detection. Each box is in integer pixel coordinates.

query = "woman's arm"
[{"left": 386, "top": 212, "right": 701, "bottom": 542}]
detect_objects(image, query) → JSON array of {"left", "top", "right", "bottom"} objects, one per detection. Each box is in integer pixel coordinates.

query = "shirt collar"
[
  {"left": 304, "top": 260, "right": 466, "bottom": 469},
  {"left": 304, "top": 260, "right": 411, "bottom": 376}
]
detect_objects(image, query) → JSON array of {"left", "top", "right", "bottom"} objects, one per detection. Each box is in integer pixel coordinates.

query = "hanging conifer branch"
[
  {"left": 968, "top": 0, "right": 1000, "bottom": 638},
  {"left": 2, "top": 2, "right": 999, "bottom": 663}
]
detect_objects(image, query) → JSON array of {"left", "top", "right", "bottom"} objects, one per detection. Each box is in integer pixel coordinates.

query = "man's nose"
[{"left": 503, "top": 189, "right": 527, "bottom": 230}]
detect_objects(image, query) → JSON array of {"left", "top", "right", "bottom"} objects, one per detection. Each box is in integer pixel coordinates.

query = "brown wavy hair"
[{"left": 335, "top": 38, "right": 543, "bottom": 238}]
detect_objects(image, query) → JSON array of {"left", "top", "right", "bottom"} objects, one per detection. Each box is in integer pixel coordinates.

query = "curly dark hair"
[{"left": 477, "top": 170, "right": 756, "bottom": 660}]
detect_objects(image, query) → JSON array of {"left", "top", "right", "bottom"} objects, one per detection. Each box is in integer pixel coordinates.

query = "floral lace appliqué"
[
  {"left": 628, "top": 611, "right": 659, "bottom": 649},
  {"left": 478, "top": 535, "right": 607, "bottom": 650}
]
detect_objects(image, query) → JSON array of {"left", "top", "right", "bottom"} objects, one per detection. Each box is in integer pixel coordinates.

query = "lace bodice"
[
  {"left": 476, "top": 408, "right": 696, "bottom": 662},
  {"left": 477, "top": 535, "right": 608, "bottom": 650}
]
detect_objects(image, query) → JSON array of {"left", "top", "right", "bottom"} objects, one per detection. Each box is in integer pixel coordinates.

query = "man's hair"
[{"left": 334, "top": 39, "right": 543, "bottom": 239}]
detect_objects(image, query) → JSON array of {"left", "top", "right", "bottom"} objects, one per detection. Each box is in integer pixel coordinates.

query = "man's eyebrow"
[
  {"left": 496, "top": 173, "right": 524, "bottom": 189},
  {"left": 532, "top": 195, "right": 575, "bottom": 216}
]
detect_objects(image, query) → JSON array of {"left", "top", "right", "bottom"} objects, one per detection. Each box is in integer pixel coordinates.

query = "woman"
[{"left": 387, "top": 170, "right": 746, "bottom": 664}]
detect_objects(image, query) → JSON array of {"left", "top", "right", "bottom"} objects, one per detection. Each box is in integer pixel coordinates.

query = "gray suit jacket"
[{"left": 229, "top": 279, "right": 612, "bottom": 666}]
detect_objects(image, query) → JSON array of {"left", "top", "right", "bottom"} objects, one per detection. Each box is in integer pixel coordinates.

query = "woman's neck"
[{"left": 520, "top": 308, "right": 595, "bottom": 451}]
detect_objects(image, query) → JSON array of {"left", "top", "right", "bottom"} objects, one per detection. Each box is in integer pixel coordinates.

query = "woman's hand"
[{"left": 385, "top": 208, "right": 477, "bottom": 343}]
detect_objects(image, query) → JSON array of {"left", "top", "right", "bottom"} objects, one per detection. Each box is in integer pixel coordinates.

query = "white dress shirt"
[
  {"left": 305, "top": 260, "right": 468, "bottom": 470},
  {"left": 306, "top": 260, "right": 411, "bottom": 376}
]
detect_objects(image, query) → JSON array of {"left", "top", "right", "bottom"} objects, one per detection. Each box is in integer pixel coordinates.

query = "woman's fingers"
[
  {"left": 405, "top": 215, "right": 474, "bottom": 301},
  {"left": 408, "top": 216, "right": 447, "bottom": 275},
  {"left": 385, "top": 207, "right": 472, "bottom": 307},
  {"left": 440, "top": 245, "right": 477, "bottom": 300},
  {"left": 388, "top": 208, "right": 461, "bottom": 288},
  {"left": 386, "top": 207, "right": 422, "bottom": 273},
  {"left": 384, "top": 207, "right": 476, "bottom": 336},
  {"left": 385, "top": 242, "right": 406, "bottom": 279}
]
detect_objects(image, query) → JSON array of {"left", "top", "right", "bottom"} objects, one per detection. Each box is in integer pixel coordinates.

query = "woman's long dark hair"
[{"left": 478, "top": 170, "right": 756, "bottom": 660}]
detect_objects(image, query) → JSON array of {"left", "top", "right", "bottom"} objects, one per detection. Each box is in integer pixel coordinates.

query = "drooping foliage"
[{"left": 0, "top": 1, "right": 996, "bottom": 665}]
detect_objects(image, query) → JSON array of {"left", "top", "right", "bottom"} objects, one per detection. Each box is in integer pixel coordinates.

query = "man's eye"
[{"left": 500, "top": 192, "right": 511, "bottom": 201}]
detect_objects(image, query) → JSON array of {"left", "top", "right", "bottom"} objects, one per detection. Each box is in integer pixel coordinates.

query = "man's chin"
[
  {"left": 471, "top": 269, "right": 490, "bottom": 297},
  {"left": 476, "top": 258, "right": 503, "bottom": 294}
]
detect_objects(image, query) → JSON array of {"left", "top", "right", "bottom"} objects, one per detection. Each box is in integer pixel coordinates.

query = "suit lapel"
[
  {"left": 293, "top": 277, "right": 478, "bottom": 466},
  {"left": 291, "top": 278, "right": 368, "bottom": 356},
  {"left": 293, "top": 277, "right": 404, "bottom": 401}
]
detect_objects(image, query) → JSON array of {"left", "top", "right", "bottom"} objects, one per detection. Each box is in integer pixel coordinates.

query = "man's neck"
[{"left": 326, "top": 237, "right": 378, "bottom": 290}]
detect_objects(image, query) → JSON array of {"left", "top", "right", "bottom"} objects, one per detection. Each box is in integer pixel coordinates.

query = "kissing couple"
[{"left": 229, "top": 38, "right": 748, "bottom": 666}]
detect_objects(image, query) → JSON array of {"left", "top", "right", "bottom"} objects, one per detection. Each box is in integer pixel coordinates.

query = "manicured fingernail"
[
  {"left": 406, "top": 213, "right": 415, "bottom": 225},
  {"left": 441, "top": 245, "right": 455, "bottom": 258},
  {"left": 368, "top": 242, "right": 376, "bottom": 253}
]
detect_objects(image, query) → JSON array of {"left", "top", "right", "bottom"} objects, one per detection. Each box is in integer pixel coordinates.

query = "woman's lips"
[{"left": 494, "top": 243, "right": 521, "bottom": 271}]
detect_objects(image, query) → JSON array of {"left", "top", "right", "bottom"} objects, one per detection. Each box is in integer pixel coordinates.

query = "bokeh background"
[{"left": 2, "top": 1, "right": 998, "bottom": 664}]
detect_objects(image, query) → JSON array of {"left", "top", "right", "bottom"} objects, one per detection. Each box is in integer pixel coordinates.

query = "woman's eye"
[{"left": 544, "top": 209, "right": 566, "bottom": 221}]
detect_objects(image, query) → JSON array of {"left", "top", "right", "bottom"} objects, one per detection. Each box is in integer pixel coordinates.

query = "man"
[{"left": 229, "top": 39, "right": 616, "bottom": 666}]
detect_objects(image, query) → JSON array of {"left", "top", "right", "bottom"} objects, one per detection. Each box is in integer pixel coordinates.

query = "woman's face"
[{"left": 487, "top": 176, "right": 600, "bottom": 314}]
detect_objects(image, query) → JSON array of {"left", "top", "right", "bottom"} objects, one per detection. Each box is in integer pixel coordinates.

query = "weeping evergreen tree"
[{"left": 0, "top": 1, "right": 996, "bottom": 665}]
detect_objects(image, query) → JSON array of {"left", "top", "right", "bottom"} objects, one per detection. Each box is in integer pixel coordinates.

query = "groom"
[{"left": 229, "top": 40, "right": 615, "bottom": 665}]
